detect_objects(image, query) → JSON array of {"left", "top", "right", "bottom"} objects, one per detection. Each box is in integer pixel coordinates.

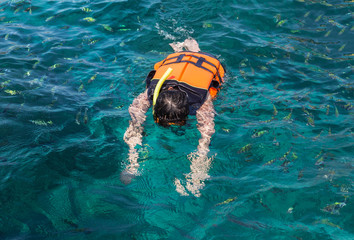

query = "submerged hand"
[
  {"left": 174, "top": 152, "right": 213, "bottom": 197},
  {"left": 120, "top": 149, "right": 139, "bottom": 185},
  {"left": 185, "top": 172, "right": 209, "bottom": 198},
  {"left": 120, "top": 170, "right": 136, "bottom": 185},
  {"left": 174, "top": 173, "right": 208, "bottom": 198}
]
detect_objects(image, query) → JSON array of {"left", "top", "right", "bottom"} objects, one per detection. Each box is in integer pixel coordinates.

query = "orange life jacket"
[{"left": 146, "top": 52, "right": 225, "bottom": 114}]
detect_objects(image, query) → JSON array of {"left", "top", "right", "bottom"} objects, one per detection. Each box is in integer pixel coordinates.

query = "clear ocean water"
[{"left": 0, "top": 0, "right": 353, "bottom": 239}]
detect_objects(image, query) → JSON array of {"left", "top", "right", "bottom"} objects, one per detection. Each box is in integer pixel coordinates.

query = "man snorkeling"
[{"left": 122, "top": 38, "right": 225, "bottom": 196}]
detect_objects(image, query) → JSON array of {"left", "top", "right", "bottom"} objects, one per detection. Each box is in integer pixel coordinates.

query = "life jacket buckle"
[
  {"left": 196, "top": 57, "right": 205, "bottom": 67},
  {"left": 176, "top": 54, "right": 185, "bottom": 62}
]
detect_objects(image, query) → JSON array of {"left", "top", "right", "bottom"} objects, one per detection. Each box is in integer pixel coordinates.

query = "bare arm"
[
  {"left": 195, "top": 95, "right": 215, "bottom": 157},
  {"left": 177, "top": 95, "right": 216, "bottom": 197},
  {"left": 122, "top": 89, "right": 150, "bottom": 177}
]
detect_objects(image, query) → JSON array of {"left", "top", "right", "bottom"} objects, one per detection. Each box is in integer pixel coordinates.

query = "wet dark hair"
[{"left": 153, "top": 89, "right": 189, "bottom": 127}]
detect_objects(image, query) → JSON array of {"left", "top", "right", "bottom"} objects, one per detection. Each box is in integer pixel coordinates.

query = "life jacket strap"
[
  {"left": 176, "top": 54, "right": 185, "bottom": 62},
  {"left": 161, "top": 53, "right": 224, "bottom": 84}
]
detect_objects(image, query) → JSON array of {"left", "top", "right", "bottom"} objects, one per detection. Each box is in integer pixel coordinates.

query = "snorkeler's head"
[{"left": 153, "top": 89, "right": 189, "bottom": 127}]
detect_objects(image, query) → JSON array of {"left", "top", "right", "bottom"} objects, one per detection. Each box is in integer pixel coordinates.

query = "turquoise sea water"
[{"left": 0, "top": 0, "right": 353, "bottom": 239}]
